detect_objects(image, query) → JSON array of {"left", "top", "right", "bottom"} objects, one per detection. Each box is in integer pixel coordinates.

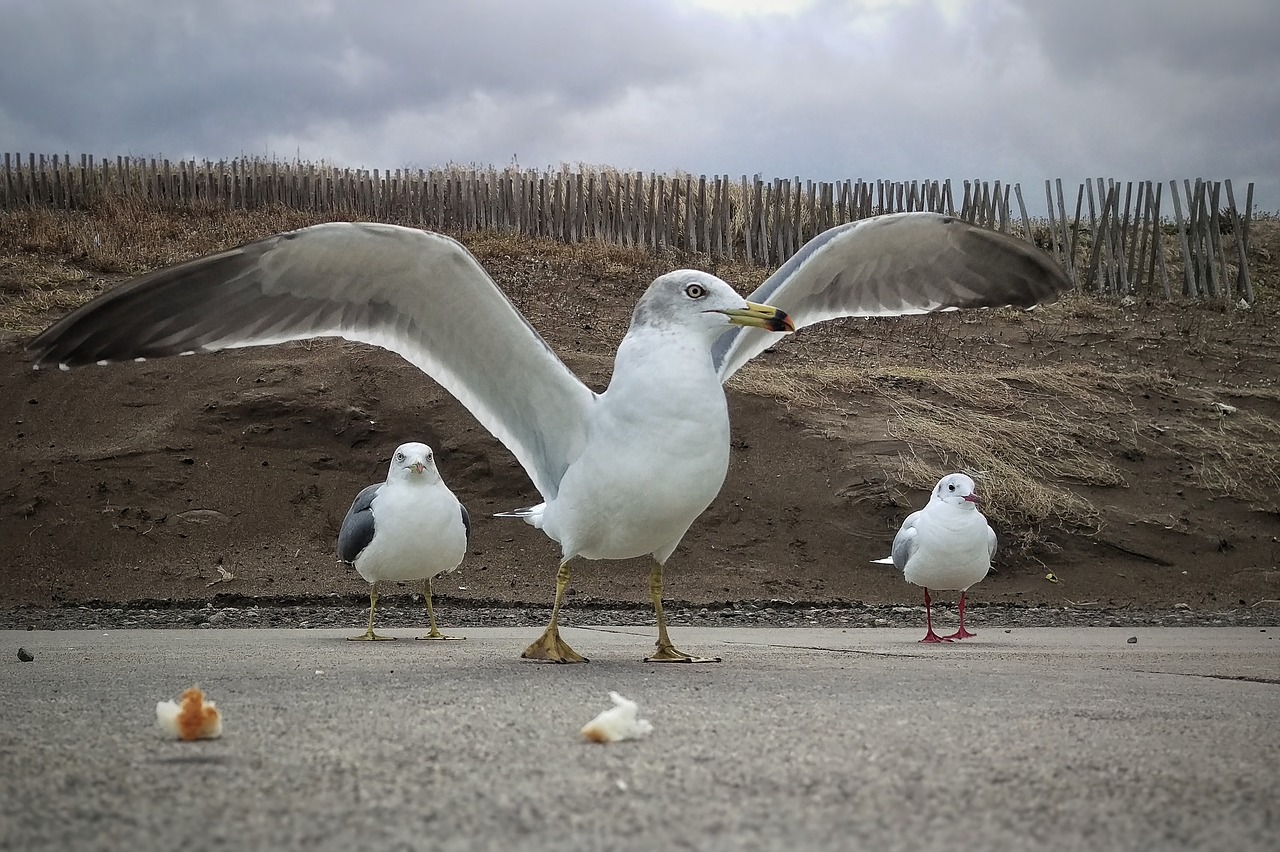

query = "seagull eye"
[
  {"left": 684, "top": 283, "right": 706, "bottom": 300},
  {"left": 947, "top": 484, "right": 955, "bottom": 491},
  {"left": 395, "top": 452, "right": 405, "bottom": 462}
]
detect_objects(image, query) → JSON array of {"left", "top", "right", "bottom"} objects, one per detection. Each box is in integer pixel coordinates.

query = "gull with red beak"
[
  {"left": 875, "top": 473, "right": 997, "bottom": 642},
  {"left": 338, "top": 441, "right": 469, "bottom": 641},
  {"left": 26, "top": 213, "right": 1067, "bottom": 662}
]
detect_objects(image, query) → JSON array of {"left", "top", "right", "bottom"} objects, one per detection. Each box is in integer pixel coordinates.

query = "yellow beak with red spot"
[{"left": 718, "top": 302, "right": 795, "bottom": 333}]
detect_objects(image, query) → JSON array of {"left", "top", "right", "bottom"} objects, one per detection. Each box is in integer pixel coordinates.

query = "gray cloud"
[
  {"left": 1020, "top": 0, "right": 1280, "bottom": 78},
  {"left": 1, "top": 0, "right": 1275, "bottom": 212}
]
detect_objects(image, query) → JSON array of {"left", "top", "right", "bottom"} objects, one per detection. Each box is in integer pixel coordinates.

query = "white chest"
[
  {"left": 543, "top": 335, "right": 732, "bottom": 560},
  {"left": 902, "top": 510, "right": 992, "bottom": 591},
  {"left": 354, "top": 483, "right": 467, "bottom": 583}
]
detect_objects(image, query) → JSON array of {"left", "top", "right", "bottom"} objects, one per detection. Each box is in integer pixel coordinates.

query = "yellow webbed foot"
[
  {"left": 522, "top": 625, "right": 588, "bottom": 663},
  {"left": 348, "top": 630, "right": 397, "bottom": 642},
  {"left": 645, "top": 642, "right": 721, "bottom": 664},
  {"left": 416, "top": 629, "right": 465, "bottom": 641}
]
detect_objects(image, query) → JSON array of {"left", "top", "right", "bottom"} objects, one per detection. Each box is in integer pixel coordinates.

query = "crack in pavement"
[{"left": 1126, "top": 669, "right": 1280, "bottom": 686}]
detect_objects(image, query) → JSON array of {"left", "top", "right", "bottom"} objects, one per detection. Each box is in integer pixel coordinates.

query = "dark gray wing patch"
[
  {"left": 337, "top": 483, "right": 381, "bottom": 563},
  {"left": 459, "top": 504, "right": 471, "bottom": 543}
]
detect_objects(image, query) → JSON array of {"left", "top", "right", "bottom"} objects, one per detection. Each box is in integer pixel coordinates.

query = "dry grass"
[
  {"left": 0, "top": 253, "right": 90, "bottom": 331},
  {"left": 0, "top": 195, "right": 339, "bottom": 335},
  {"left": 732, "top": 353, "right": 1280, "bottom": 547},
  {"left": 1167, "top": 408, "right": 1280, "bottom": 504},
  {"left": 732, "top": 360, "right": 1167, "bottom": 416},
  {"left": 887, "top": 399, "right": 1117, "bottom": 532},
  {"left": 0, "top": 195, "right": 327, "bottom": 272},
  {"left": 732, "top": 351, "right": 1280, "bottom": 552},
  {"left": 731, "top": 361, "right": 1149, "bottom": 552}
]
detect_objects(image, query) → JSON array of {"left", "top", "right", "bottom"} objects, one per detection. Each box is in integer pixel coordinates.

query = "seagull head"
[
  {"left": 387, "top": 441, "right": 440, "bottom": 484},
  {"left": 933, "top": 473, "right": 981, "bottom": 509},
  {"left": 632, "top": 271, "right": 794, "bottom": 342}
]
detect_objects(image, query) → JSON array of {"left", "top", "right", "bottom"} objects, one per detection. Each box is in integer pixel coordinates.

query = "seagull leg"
[
  {"left": 919, "top": 588, "right": 951, "bottom": 644},
  {"left": 646, "top": 561, "right": 721, "bottom": 663},
  {"left": 942, "top": 592, "right": 977, "bottom": 640},
  {"left": 522, "top": 563, "right": 587, "bottom": 663},
  {"left": 416, "top": 577, "right": 464, "bottom": 641},
  {"left": 349, "top": 583, "right": 396, "bottom": 641}
]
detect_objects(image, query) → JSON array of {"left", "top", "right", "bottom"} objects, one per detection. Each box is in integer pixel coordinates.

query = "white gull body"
[
  {"left": 338, "top": 441, "right": 469, "bottom": 641},
  {"left": 880, "top": 473, "right": 996, "bottom": 642},
  {"left": 524, "top": 288, "right": 734, "bottom": 563}
]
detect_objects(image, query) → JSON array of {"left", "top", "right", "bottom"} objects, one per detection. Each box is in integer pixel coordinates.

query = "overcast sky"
[{"left": 2, "top": 0, "right": 1276, "bottom": 213}]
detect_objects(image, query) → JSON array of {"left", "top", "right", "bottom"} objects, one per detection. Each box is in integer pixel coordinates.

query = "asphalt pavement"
[{"left": 2, "top": 626, "right": 1277, "bottom": 851}]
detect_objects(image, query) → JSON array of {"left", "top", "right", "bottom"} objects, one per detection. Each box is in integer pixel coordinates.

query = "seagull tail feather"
[{"left": 494, "top": 504, "right": 546, "bottom": 530}]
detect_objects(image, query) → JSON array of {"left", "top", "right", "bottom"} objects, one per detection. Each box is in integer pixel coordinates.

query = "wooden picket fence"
[
  {"left": 0, "top": 153, "right": 1257, "bottom": 303},
  {"left": 1038, "top": 177, "right": 1255, "bottom": 303}
]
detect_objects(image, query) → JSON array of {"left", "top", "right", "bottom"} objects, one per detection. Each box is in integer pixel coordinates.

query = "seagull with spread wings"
[{"left": 27, "top": 212, "right": 1069, "bottom": 663}]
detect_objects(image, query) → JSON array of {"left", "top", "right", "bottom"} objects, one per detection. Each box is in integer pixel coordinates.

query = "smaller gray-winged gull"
[
  {"left": 338, "top": 441, "right": 470, "bottom": 641},
  {"left": 874, "top": 473, "right": 996, "bottom": 643}
]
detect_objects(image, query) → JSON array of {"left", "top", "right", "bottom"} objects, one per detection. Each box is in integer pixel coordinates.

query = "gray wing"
[
  {"left": 26, "top": 223, "right": 595, "bottom": 501},
  {"left": 986, "top": 522, "right": 998, "bottom": 560},
  {"left": 459, "top": 503, "right": 471, "bottom": 543},
  {"left": 713, "top": 213, "right": 1072, "bottom": 380},
  {"left": 889, "top": 510, "right": 923, "bottom": 573},
  {"left": 338, "top": 483, "right": 382, "bottom": 564}
]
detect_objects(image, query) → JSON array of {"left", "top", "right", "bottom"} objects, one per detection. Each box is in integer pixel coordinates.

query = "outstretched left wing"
[
  {"left": 25, "top": 223, "right": 597, "bottom": 502},
  {"left": 713, "top": 212, "right": 1071, "bottom": 381}
]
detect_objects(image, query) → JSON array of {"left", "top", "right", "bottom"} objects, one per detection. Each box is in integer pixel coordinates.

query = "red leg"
[
  {"left": 943, "top": 592, "right": 977, "bottom": 641},
  {"left": 919, "top": 588, "right": 951, "bottom": 643}
]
